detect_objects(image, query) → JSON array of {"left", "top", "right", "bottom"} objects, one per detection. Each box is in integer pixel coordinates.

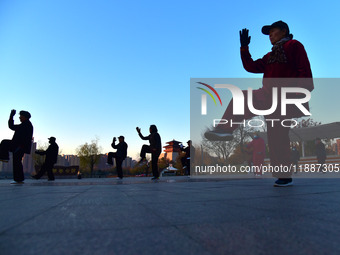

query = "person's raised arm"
[
  {"left": 8, "top": 109, "right": 16, "bottom": 131},
  {"left": 136, "top": 127, "right": 149, "bottom": 140},
  {"left": 111, "top": 137, "right": 117, "bottom": 149},
  {"left": 240, "top": 28, "right": 266, "bottom": 73}
]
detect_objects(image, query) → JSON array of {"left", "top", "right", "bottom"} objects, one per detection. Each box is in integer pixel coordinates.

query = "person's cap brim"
[{"left": 262, "top": 25, "right": 271, "bottom": 35}]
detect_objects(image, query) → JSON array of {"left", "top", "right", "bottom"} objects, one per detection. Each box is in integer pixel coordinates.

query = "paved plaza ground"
[{"left": 0, "top": 176, "right": 340, "bottom": 255}]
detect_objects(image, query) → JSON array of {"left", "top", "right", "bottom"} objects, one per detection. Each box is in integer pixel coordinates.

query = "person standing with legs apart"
[
  {"left": 0, "top": 110, "right": 33, "bottom": 184},
  {"left": 204, "top": 21, "right": 314, "bottom": 187},
  {"left": 180, "top": 140, "right": 195, "bottom": 176},
  {"left": 315, "top": 138, "right": 327, "bottom": 173},
  {"left": 31, "top": 137, "right": 59, "bottom": 181},
  {"left": 136, "top": 125, "right": 162, "bottom": 180},
  {"left": 290, "top": 145, "right": 300, "bottom": 174},
  {"left": 107, "top": 136, "right": 128, "bottom": 179},
  {"left": 247, "top": 133, "right": 266, "bottom": 177}
]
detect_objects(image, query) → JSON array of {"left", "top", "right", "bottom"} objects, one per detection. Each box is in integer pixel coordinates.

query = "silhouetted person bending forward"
[{"left": 32, "top": 137, "right": 59, "bottom": 181}]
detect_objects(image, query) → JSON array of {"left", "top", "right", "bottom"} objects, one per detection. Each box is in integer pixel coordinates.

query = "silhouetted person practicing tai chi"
[
  {"left": 315, "top": 138, "right": 326, "bottom": 172},
  {"left": 180, "top": 140, "right": 195, "bottom": 175},
  {"left": 205, "top": 21, "right": 314, "bottom": 187},
  {"left": 136, "top": 125, "right": 162, "bottom": 180},
  {"left": 290, "top": 145, "right": 300, "bottom": 173},
  {"left": 107, "top": 136, "right": 128, "bottom": 179},
  {"left": 246, "top": 133, "right": 266, "bottom": 177},
  {"left": 31, "top": 137, "right": 59, "bottom": 181},
  {"left": 0, "top": 110, "right": 33, "bottom": 184}
]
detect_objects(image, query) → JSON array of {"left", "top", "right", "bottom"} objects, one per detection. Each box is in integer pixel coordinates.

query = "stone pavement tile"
[
  {"left": 290, "top": 179, "right": 340, "bottom": 192},
  {"left": 121, "top": 181, "right": 281, "bottom": 204},
  {"left": 177, "top": 215, "right": 340, "bottom": 255},
  {"left": 62, "top": 188, "right": 135, "bottom": 206},
  {"left": 308, "top": 211, "right": 340, "bottom": 226},
  {"left": 1, "top": 226, "right": 210, "bottom": 255},
  {"left": 0, "top": 192, "right": 81, "bottom": 232},
  {"left": 142, "top": 200, "right": 268, "bottom": 225},
  {"left": 228, "top": 195, "right": 340, "bottom": 218},
  {"left": 1, "top": 178, "right": 340, "bottom": 254},
  {"left": 5, "top": 202, "right": 168, "bottom": 234}
]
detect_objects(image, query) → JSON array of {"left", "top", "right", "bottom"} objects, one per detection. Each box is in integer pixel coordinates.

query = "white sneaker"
[
  {"left": 204, "top": 130, "right": 233, "bottom": 141},
  {"left": 10, "top": 181, "right": 24, "bottom": 185}
]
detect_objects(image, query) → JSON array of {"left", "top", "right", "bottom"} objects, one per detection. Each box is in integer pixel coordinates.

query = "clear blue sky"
[{"left": 0, "top": 0, "right": 339, "bottom": 158}]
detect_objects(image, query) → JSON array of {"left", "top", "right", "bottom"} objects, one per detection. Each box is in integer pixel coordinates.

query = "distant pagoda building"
[{"left": 160, "top": 139, "right": 182, "bottom": 162}]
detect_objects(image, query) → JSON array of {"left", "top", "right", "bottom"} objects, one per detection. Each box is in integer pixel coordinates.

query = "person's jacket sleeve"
[
  {"left": 138, "top": 132, "right": 150, "bottom": 141},
  {"left": 8, "top": 118, "right": 33, "bottom": 154},
  {"left": 111, "top": 142, "right": 127, "bottom": 159},
  {"left": 240, "top": 46, "right": 266, "bottom": 73}
]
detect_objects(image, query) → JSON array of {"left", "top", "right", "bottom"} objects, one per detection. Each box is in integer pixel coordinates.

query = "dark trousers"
[
  {"left": 0, "top": 139, "right": 25, "bottom": 182},
  {"left": 217, "top": 88, "right": 292, "bottom": 178},
  {"left": 292, "top": 161, "right": 299, "bottom": 173},
  {"left": 140, "top": 145, "right": 160, "bottom": 178},
  {"left": 35, "top": 162, "right": 55, "bottom": 180},
  {"left": 107, "top": 152, "right": 124, "bottom": 178},
  {"left": 317, "top": 158, "right": 326, "bottom": 172},
  {"left": 181, "top": 157, "right": 190, "bottom": 175}
]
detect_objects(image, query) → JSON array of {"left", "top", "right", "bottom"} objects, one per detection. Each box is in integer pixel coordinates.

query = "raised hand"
[
  {"left": 10, "top": 109, "right": 16, "bottom": 118},
  {"left": 239, "top": 28, "right": 251, "bottom": 47}
]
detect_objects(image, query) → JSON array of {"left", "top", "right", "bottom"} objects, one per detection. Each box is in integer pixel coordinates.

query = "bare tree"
[{"left": 201, "top": 124, "right": 255, "bottom": 163}]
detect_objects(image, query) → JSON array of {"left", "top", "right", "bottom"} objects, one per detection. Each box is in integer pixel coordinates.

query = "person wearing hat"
[
  {"left": 107, "top": 136, "right": 128, "bottom": 179},
  {"left": 180, "top": 140, "right": 195, "bottom": 175},
  {"left": 0, "top": 109, "right": 34, "bottom": 184},
  {"left": 205, "top": 21, "right": 314, "bottom": 187},
  {"left": 31, "top": 137, "right": 59, "bottom": 181}
]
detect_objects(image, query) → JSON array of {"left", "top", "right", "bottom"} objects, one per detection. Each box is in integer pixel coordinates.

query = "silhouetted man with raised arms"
[
  {"left": 0, "top": 110, "right": 33, "bottom": 184},
  {"left": 136, "top": 125, "right": 162, "bottom": 180},
  {"left": 107, "top": 136, "right": 128, "bottom": 179}
]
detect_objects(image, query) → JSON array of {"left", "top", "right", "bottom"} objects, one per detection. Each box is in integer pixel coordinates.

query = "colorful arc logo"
[
  {"left": 197, "top": 82, "right": 223, "bottom": 115},
  {"left": 197, "top": 82, "right": 222, "bottom": 106}
]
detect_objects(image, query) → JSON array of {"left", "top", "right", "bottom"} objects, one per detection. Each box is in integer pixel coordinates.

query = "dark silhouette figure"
[
  {"left": 243, "top": 142, "right": 253, "bottom": 167},
  {"left": 0, "top": 110, "right": 33, "bottom": 184},
  {"left": 315, "top": 138, "right": 327, "bottom": 172},
  {"left": 204, "top": 21, "right": 313, "bottom": 187},
  {"left": 31, "top": 137, "right": 59, "bottom": 181},
  {"left": 136, "top": 125, "right": 162, "bottom": 180},
  {"left": 180, "top": 140, "right": 195, "bottom": 175},
  {"left": 107, "top": 136, "right": 128, "bottom": 179},
  {"left": 247, "top": 134, "right": 266, "bottom": 176},
  {"left": 290, "top": 145, "right": 300, "bottom": 173},
  {"left": 77, "top": 171, "right": 82, "bottom": 179}
]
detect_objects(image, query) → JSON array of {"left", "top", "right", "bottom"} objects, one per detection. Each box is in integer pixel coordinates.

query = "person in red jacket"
[
  {"left": 247, "top": 133, "right": 266, "bottom": 176},
  {"left": 205, "top": 21, "right": 313, "bottom": 186}
]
